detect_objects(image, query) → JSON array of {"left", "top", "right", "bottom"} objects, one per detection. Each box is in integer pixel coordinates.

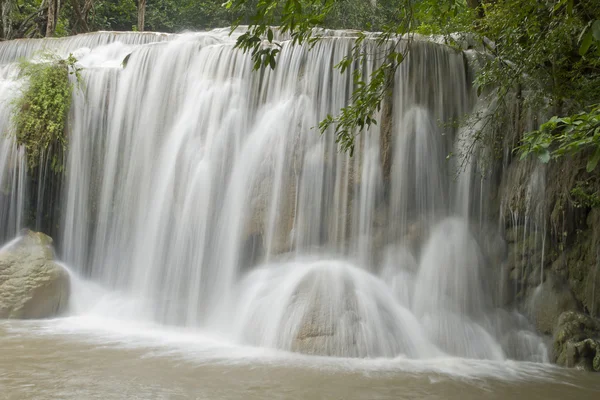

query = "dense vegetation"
[
  {"left": 227, "top": 0, "right": 600, "bottom": 165},
  {"left": 0, "top": 0, "right": 397, "bottom": 37},
  {"left": 1, "top": 0, "right": 599, "bottom": 167},
  {"left": 11, "top": 53, "right": 81, "bottom": 173}
]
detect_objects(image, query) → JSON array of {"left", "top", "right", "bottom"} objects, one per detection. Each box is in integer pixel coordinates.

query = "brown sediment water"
[{"left": 1, "top": 320, "right": 599, "bottom": 400}]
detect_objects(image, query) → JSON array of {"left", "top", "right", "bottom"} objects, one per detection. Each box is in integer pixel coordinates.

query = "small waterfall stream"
[{"left": 0, "top": 29, "right": 547, "bottom": 361}]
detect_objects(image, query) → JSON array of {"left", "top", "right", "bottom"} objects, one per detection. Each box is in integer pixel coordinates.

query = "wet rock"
[
  {"left": 478, "top": 226, "right": 507, "bottom": 266},
  {"left": 528, "top": 276, "right": 578, "bottom": 335},
  {"left": 562, "top": 209, "right": 600, "bottom": 317},
  {"left": 264, "top": 262, "right": 423, "bottom": 359},
  {"left": 290, "top": 273, "right": 361, "bottom": 357},
  {"left": 0, "top": 230, "right": 70, "bottom": 319},
  {"left": 401, "top": 219, "right": 429, "bottom": 256},
  {"left": 501, "top": 329, "right": 549, "bottom": 363},
  {"left": 503, "top": 226, "right": 548, "bottom": 304},
  {"left": 554, "top": 311, "right": 600, "bottom": 371},
  {"left": 239, "top": 233, "right": 264, "bottom": 272}
]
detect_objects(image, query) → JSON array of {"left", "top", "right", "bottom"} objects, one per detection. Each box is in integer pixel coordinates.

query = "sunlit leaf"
[{"left": 579, "top": 30, "right": 594, "bottom": 56}]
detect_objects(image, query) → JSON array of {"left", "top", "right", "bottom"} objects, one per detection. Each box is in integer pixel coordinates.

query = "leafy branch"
[
  {"left": 225, "top": 0, "right": 334, "bottom": 70},
  {"left": 518, "top": 104, "right": 600, "bottom": 172}
]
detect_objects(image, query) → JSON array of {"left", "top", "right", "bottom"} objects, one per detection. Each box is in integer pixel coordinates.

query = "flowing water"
[{"left": 0, "top": 29, "right": 598, "bottom": 398}]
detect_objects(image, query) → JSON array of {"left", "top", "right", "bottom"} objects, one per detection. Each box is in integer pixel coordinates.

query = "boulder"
[
  {"left": 238, "top": 261, "right": 424, "bottom": 358},
  {"left": 554, "top": 311, "right": 600, "bottom": 371},
  {"left": 528, "top": 276, "right": 579, "bottom": 335},
  {"left": 0, "top": 230, "right": 70, "bottom": 319},
  {"left": 289, "top": 272, "right": 361, "bottom": 357}
]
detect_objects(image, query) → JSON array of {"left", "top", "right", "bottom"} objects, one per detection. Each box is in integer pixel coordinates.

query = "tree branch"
[{"left": 13, "top": 6, "right": 48, "bottom": 39}]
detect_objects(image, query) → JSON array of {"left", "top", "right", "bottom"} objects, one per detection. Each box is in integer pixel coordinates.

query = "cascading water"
[
  {"left": 0, "top": 64, "right": 27, "bottom": 244},
  {"left": 0, "top": 29, "right": 548, "bottom": 361}
]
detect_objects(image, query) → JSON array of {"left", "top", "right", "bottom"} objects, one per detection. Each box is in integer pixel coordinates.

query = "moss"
[
  {"left": 10, "top": 53, "right": 81, "bottom": 174},
  {"left": 553, "top": 311, "right": 600, "bottom": 370}
]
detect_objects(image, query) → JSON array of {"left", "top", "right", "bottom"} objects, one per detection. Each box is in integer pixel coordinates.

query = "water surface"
[{"left": 1, "top": 318, "right": 598, "bottom": 400}]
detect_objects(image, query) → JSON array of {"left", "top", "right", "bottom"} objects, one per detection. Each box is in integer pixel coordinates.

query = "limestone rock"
[
  {"left": 529, "top": 276, "right": 579, "bottom": 335},
  {"left": 0, "top": 230, "right": 70, "bottom": 319},
  {"left": 279, "top": 264, "right": 416, "bottom": 358},
  {"left": 554, "top": 311, "right": 600, "bottom": 371},
  {"left": 562, "top": 209, "right": 600, "bottom": 317},
  {"left": 290, "top": 273, "right": 361, "bottom": 357}
]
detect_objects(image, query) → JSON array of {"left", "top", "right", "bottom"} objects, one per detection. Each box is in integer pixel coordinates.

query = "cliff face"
[
  {"left": 497, "top": 119, "right": 600, "bottom": 368},
  {"left": 500, "top": 151, "right": 600, "bottom": 310}
]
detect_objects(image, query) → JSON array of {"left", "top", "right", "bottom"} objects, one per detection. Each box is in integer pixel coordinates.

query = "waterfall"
[
  {"left": 0, "top": 29, "right": 547, "bottom": 361},
  {"left": 0, "top": 64, "right": 27, "bottom": 244}
]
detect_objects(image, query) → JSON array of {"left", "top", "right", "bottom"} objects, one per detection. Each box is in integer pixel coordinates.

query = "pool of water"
[{"left": 1, "top": 318, "right": 599, "bottom": 400}]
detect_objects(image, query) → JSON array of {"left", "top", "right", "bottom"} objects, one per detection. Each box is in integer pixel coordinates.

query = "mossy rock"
[
  {"left": 564, "top": 209, "right": 600, "bottom": 317},
  {"left": 554, "top": 311, "right": 600, "bottom": 371}
]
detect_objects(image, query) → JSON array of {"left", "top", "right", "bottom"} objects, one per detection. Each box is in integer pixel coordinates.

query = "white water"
[
  {"left": 0, "top": 29, "right": 548, "bottom": 363},
  {"left": 0, "top": 65, "right": 26, "bottom": 243}
]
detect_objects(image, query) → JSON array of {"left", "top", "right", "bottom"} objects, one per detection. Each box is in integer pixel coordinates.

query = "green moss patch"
[{"left": 11, "top": 53, "right": 81, "bottom": 174}]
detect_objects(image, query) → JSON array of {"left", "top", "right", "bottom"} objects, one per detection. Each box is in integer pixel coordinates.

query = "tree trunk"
[
  {"left": 1, "top": 0, "right": 14, "bottom": 40},
  {"left": 71, "top": 0, "right": 94, "bottom": 33},
  {"left": 46, "top": 0, "right": 58, "bottom": 37},
  {"left": 138, "top": 0, "right": 146, "bottom": 32},
  {"left": 82, "top": 0, "right": 95, "bottom": 19}
]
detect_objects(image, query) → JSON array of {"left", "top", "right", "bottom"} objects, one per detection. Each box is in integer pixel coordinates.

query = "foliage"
[
  {"left": 413, "top": 0, "right": 475, "bottom": 35},
  {"left": 518, "top": 105, "right": 600, "bottom": 172},
  {"left": 473, "top": 0, "right": 600, "bottom": 168},
  {"left": 225, "top": 0, "right": 417, "bottom": 154},
  {"left": 145, "top": 0, "right": 237, "bottom": 31},
  {"left": 225, "top": 0, "right": 333, "bottom": 69},
  {"left": 475, "top": 1, "right": 599, "bottom": 106},
  {"left": 11, "top": 53, "right": 82, "bottom": 173},
  {"left": 570, "top": 178, "right": 600, "bottom": 209},
  {"left": 1, "top": 0, "right": 45, "bottom": 38},
  {"left": 88, "top": 0, "right": 138, "bottom": 31},
  {"left": 223, "top": 0, "right": 600, "bottom": 166},
  {"left": 318, "top": 35, "right": 406, "bottom": 155},
  {"left": 223, "top": 0, "right": 478, "bottom": 155}
]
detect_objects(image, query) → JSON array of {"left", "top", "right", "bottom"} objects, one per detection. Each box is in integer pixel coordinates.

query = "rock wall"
[{"left": 499, "top": 138, "right": 600, "bottom": 369}]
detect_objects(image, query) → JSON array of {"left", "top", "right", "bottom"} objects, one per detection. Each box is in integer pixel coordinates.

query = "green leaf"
[
  {"left": 267, "top": 28, "right": 273, "bottom": 43},
  {"left": 538, "top": 149, "right": 551, "bottom": 163},
  {"left": 579, "top": 30, "right": 593, "bottom": 56},
  {"left": 586, "top": 147, "right": 600, "bottom": 172},
  {"left": 592, "top": 20, "right": 600, "bottom": 41}
]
